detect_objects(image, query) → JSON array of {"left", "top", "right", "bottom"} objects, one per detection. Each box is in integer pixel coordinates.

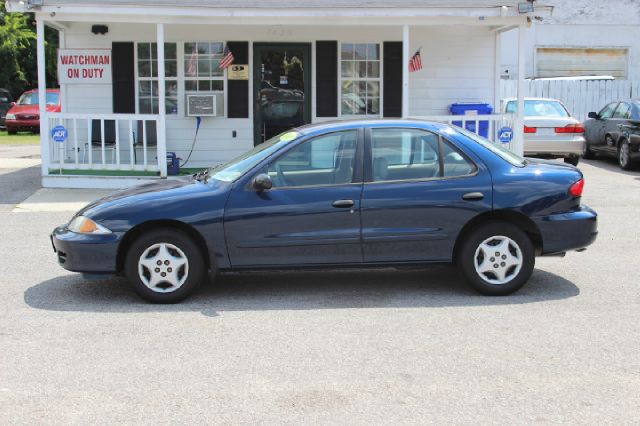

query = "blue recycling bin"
[
  {"left": 450, "top": 103, "right": 493, "bottom": 138},
  {"left": 166, "top": 152, "right": 180, "bottom": 176}
]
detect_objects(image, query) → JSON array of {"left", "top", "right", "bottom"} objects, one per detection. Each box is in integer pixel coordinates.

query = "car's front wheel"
[
  {"left": 124, "top": 228, "right": 205, "bottom": 303},
  {"left": 458, "top": 222, "right": 535, "bottom": 296}
]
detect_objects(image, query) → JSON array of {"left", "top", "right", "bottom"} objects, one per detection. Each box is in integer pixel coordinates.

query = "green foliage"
[{"left": 0, "top": 3, "right": 58, "bottom": 99}]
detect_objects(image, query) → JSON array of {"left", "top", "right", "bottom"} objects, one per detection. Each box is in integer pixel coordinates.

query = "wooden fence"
[{"left": 500, "top": 80, "right": 640, "bottom": 122}]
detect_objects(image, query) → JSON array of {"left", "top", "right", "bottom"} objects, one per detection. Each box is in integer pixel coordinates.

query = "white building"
[
  {"left": 502, "top": 0, "right": 640, "bottom": 80},
  {"left": 6, "top": 0, "right": 540, "bottom": 188}
]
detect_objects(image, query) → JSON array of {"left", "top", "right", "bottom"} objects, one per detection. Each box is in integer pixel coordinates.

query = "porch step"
[{"left": 42, "top": 174, "right": 164, "bottom": 189}]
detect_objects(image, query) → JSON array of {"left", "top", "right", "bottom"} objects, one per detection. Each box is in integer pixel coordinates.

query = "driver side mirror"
[
  {"left": 588, "top": 112, "right": 599, "bottom": 119},
  {"left": 252, "top": 173, "right": 273, "bottom": 192},
  {"left": 10, "top": 102, "right": 16, "bottom": 107}
]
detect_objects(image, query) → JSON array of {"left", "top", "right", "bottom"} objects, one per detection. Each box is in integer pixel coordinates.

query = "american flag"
[
  {"left": 219, "top": 44, "right": 235, "bottom": 70},
  {"left": 408, "top": 49, "right": 422, "bottom": 73}
]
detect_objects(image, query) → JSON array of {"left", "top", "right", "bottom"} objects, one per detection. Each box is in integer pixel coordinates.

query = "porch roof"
[{"left": 22, "top": 0, "right": 523, "bottom": 8}]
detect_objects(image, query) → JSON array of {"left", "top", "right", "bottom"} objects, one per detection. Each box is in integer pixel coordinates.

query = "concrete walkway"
[{"left": 12, "top": 188, "right": 114, "bottom": 212}]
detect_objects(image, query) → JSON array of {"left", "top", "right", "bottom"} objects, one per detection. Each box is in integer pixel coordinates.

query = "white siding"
[
  {"left": 62, "top": 23, "right": 496, "bottom": 167},
  {"left": 409, "top": 26, "right": 495, "bottom": 115}
]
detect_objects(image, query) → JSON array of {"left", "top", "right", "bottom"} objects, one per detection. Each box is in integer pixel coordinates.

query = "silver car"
[{"left": 503, "top": 98, "right": 584, "bottom": 166}]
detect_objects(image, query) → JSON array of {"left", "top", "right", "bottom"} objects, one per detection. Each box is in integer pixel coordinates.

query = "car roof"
[
  {"left": 295, "top": 118, "right": 449, "bottom": 135},
  {"left": 21, "top": 89, "right": 60, "bottom": 94},
  {"left": 502, "top": 98, "right": 562, "bottom": 102}
]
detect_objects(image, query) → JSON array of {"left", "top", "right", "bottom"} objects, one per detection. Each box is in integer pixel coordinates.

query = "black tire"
[
  {"left": 618, "top": 140, "right": 634, "bottom": 170},
  {"left": 582, "top": 141, "right": 595, "bottom": 159},
  {"left": 7, "top": 129, "right": 17, "bottom": 135},
  {"left": 564, "top": 156, "right": 580, "bottom": 166},
  {"left": 124, "top": 228, "right": 205, "bottom": 303},
  {"left": 457, "top": 221, "right": 535, "bottom": 296}
]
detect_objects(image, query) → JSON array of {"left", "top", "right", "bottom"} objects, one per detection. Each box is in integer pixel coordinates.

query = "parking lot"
[{"left": 1, "top": 154, "right": 639, "bottom": 423}]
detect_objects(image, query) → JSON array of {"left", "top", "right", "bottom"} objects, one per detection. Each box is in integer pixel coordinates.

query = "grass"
[{"left": 0, "top": 130, "right": 40, "bottom": 145}]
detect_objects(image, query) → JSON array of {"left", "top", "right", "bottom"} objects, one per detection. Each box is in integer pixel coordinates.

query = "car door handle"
[
  {"left": 332, "top": 199, "right": 355, "bottom": 208},
  {"left": 462, "top": 192, "right": 484, "bottom": 201}
]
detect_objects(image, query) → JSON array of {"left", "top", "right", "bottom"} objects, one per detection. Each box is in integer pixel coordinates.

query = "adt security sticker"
[
  {"left": 498, "top": 126, "right": 513, "bottom": 144},
  {"left": 51, "top": 125, "right": 68, "bottom": 143}
]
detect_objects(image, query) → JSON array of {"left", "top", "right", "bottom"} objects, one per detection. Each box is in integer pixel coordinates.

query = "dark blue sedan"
[{"left": 51, "top": 120, "right": 598, "bottom": 303}]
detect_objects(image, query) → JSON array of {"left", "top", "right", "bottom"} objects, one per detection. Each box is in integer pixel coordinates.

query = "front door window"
[{"left": 253, "top": 44, "right": 311, "bottom": 145}]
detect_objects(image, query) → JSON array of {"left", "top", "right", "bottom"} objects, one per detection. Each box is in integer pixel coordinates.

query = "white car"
[{"left": 503, "top": 98, "right": 585, "bottom": 166}]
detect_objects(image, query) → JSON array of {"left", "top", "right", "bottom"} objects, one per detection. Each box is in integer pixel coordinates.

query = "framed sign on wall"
[{"left": 58, "top": 48, "right": 112, "bottom": 84}]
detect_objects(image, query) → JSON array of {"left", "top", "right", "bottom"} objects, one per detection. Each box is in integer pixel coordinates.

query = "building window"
[
  {"left": 340, "top": 43, "right": 381, "bottom": 116},
  {"left": 137, "top": 42, "right": 178, "bottom": 114},
  {"left": 184, "top": 42, "right": 225, "bottom": 92}
]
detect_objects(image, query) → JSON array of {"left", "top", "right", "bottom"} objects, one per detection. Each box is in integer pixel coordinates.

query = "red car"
[{"left": 5, "top": 89, "right": 61, "bottom": 134}]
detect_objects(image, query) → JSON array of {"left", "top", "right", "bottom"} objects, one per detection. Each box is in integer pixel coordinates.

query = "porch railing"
[
  {"left": 410, "top": 113, "right": 516, "bottom": 150},
  {"left": 46, "top": 113, "right": 164, "bottom": 175}
]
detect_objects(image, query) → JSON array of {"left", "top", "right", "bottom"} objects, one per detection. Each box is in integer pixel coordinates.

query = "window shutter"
[
  {"left": 316, "top": 41, "right": 338, "bottom": 117},
  {"left": 227, "top": 41, "right": 249, "bottom": 118},
  {"left": 383, "top": 41, "right": 403, "bottom": 118},
  {"left": 112, "top": 42, "right": 135, "bottom": 114}
]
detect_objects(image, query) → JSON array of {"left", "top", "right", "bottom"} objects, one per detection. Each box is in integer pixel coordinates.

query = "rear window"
[
  {"left": 506, "top": 100, "right": 569, "bottom": 118},
  {"left": 455, "top": 127, "right": 526, "bottom": 167}
]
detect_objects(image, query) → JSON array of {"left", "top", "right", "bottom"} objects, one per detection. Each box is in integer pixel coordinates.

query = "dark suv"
[
  {"left": 583, "top": 100, "right": 640, "bottom": 170},
  {"left": 0, "top": 89, "right": 15, "bottom": 129}
]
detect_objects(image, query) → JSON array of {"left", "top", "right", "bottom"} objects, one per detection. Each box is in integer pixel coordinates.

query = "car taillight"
[
  {"left": 555, "top": 124, "right": 585, "bottom": 134},
  {"left": 524, "top": 126, "right": 537, "bottom": 134},
  {"left": 569, "top": 178, "right": 584, "bottom": 197}
]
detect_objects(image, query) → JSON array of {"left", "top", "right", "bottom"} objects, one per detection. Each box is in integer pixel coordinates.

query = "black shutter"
[
  {"left": 316, "top": 41, "right": 338, "bottom": 117},
  {"left": 112, "top": 42, "right": 135, "bottom": 114},
  {"left": 383, "top": 41, "right": 403, "bottom": 118},
  {"left": 227, "top": 41, "right": 249, "bottom": 118}
]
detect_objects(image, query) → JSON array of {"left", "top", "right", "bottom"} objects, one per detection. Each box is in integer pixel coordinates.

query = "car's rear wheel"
[
  {"left": 124, "top": 228, "right": 205, "bottom": 303},
  {"left": 458, "top": 222, "right": 535, "bottom": 296},
  {"left": 582, "top": 141, "right": 595, "bottom": 159},
  {"left": 564, "top": 155, "right": 580, "bottom": 166},
  {"left": 618, "top": 140, "right": 634, "bottom": 170}
]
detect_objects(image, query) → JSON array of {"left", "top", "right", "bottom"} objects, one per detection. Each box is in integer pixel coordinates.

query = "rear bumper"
[
  {"left": 533, "top": 205, "right": 598, "bottom": 255},
  {"left": 51, "top": 225, "right": 122, "bottom": 273},
  {"left": 525, "top": 137, "right": 584, "bottom": 157}
]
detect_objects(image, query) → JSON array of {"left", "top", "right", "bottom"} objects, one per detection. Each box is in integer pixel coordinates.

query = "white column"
[
  {"left": 36, "top": 18, "right": 49, "bottom": 177},
  {"left": 402, "top": 25, "right": 410, "bottom": 118},
  {"left": 512, "top": 24, "right": 527, "bottom": 156},
  {"left": 156, "top": 23, "right": 168, "bottom": 178},
  {"left": 493, "top": 30, "right": 502, "bottom": 117}
]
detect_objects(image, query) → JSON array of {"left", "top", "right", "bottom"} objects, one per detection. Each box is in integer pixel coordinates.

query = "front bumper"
[
  {"left": 6, "top": 119, "right": 40, "bottom": 131},
  {"left": 51, "top": 225, "right": 123, "bottom": 273},
  {"left": 533, "top": 205, "right": 598, "bottom": 255}
]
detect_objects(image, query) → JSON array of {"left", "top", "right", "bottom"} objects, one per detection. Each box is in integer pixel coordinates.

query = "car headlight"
[
  {"left": 5, "top": 113, "right": 16, "bottom": 120},
  {"left": 67, "top": 216, "right": 112, "bottom": 234}
]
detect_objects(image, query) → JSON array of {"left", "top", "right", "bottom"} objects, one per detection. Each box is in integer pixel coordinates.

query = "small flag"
[
  {"left": 408, "top": 49, "right": 422, "bottom": 73},
  {"left": 219, "top": 44, "right": 235, "bottom": 70},
  {"left": 186, "top": 52, "right": 197, "bottom": 76}
]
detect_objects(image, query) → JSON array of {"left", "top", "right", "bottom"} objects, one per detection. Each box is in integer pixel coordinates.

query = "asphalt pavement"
[{"left": 0, "top": 155, "right": 639, "bottom": 424}]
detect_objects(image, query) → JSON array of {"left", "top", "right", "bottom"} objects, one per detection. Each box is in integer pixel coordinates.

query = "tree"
[{"left": 0, "top": 3, "right": 58, "bottom": 99}]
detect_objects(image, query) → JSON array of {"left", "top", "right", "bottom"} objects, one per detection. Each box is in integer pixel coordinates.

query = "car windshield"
[
  {"left": 506, "top": 100, "right": 569, "bottom": 117},
  {"left": 17, "top": 92, "right": 59, "bottom": 106},
  {"left": 455, "top": 127, "right": 526, "bottom": 167},
  {"left": 208, "top": 131, "right": 300, "bottom": 182}
]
